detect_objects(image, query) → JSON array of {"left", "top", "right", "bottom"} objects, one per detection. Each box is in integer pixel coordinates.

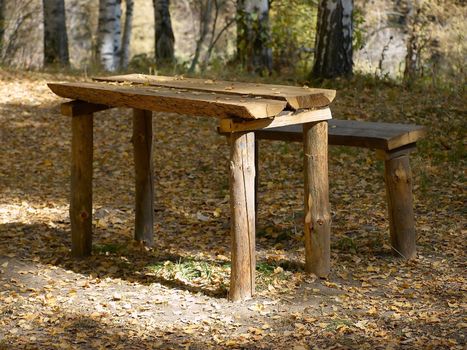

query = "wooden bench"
[{"left": 253, "top": 119, "right": 427, "bottom": 259}]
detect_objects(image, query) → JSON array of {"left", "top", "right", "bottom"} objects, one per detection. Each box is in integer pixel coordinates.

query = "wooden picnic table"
[{"left": 47, "top": 74, "right": 336, "bottom": 301}]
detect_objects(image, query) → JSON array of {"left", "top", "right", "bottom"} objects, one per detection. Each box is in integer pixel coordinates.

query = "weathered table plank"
[
  {"left": 48, "top": 82, "right": 287, "bottom": 119},
  {"left": 93, "top": 74, "right": 336, "bottom": 109}
]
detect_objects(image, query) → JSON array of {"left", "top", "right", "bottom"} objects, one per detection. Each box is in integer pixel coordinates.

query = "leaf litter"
[{"left": 0, "top": 69, "right": 465, "bottom": 349}]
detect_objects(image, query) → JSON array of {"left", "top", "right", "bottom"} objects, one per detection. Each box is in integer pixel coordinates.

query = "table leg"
[
  {"left": 71, "top": 113, "right": 93, "bottom": 257},
  {"left": 303, "top": 121, "right": 331, "bottom": 277},
  {"left": 229, "top": 131, "right": 256, "bottom": 301},
  {"left": 132, "top": 109, "right": 154, "bottom": 246}
]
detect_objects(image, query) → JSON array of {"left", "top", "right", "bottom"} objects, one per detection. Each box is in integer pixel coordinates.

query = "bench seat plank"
[
  {"left": 255, "top": 119, "right": 427, "bottom": 151},
  {"left": 93, "top": 74, "right": 336, "bottom": 110},
  {"left": 48, "top": 82, "right": 287, "bottom": 120}
]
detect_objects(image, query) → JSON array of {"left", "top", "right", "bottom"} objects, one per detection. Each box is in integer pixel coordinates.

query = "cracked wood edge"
[{"left": 48, "top": 82, "right": 287, "bottom": 119}]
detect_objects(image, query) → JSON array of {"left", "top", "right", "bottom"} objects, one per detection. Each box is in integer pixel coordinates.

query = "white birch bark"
[
  {"left": 311, "top": 0, "right": 353, "bottom": 79},
  {"left": 66, "top": 0, "right": 93, "bottom": 68},
  {"left": 97, "top": 0, "right": 122, "bottom": 71}
]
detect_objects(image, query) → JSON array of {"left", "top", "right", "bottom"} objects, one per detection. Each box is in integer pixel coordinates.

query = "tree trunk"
[
  {"left": 42, "top": 0, "right": 69, "bottom": 67},
  {"left": 311, "top": 0, "right": 353, "bottom": 79},
  {"left": 153, "top": 0, "right": 175, "bottom": 65},
  {"left": 188, "top": 0, "right": 213, "bottom": 73},
  {"left": 236, "top": 0, "right": 272, "bottom": 74},
  {"left": 403, "top": 0, "right": 421, "bottom": 85},
  {"left": 97, "top": 0, "right": 122, "bottom": 71},
  {"left": 120, "top": 0, "right": 134, "bottom": 69},
  {"left": 0, "top": 0, "right": 4, "bottom": 54},
  {"left": 66, "top": 0, "right": 93, "bottom": 68}
]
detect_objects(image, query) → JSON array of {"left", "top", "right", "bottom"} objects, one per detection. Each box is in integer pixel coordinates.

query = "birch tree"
[
  {"left": 311, "top": 0, "right": 353, "bottom": 79},
  {"left": 42, "top": 0, "right": 69, "bottom": 66},
  {"left": 97, "top": 0, "right": 122, "bottom": 71},
  {"left": 236, "top": 0, "right": 272, "bottom": 74},
  {"left": 153, "top": 0, "right": 174, "bottom": 64},
  {"left": 120, "top": 0, "right": 134, "bottom": 69},
  {"left": 67, "top": 0, "right": 93, "bottom": 68}
]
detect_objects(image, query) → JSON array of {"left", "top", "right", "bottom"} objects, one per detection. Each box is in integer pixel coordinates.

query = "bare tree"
[
  {"left": 236, "top": 0, "right": 272, "bottom": 74},
  {"left": 311, "top": 0, "right": 353, "bottom": 79},
  {"left": 153, "top": 0, "right": 174, "bottom": 65},
  {"left": 187, "top": 0, "right": 236, "bottom": 73},
  {"left": 188, "top": 0, "right": 213, "bottom": 73},
  {"left": 120, "top": 0, "right": 134, "bottom": 69},
  {"left": 202, "top": 0, "right": 235, "bottom": 70},
  {"left": 403, "top": 0, "right": 421, "bottom": 84},
  {"left": 42, "top": 0, "right": 69, "bottom": 66},
  {"left": 97, "top": 0, "right": 122, "bottom": 71}
]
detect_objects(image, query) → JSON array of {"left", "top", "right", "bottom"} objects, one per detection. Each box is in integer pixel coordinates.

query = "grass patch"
[
  {"left": 256, "top": 262, "right": 290, "bottom": 291},
  {"left": 146, "top": 258, "right": 231, "bottom": 295},
  {"left": 325, "top": 319, "right": 354, "bottom": 331},
  {"left": 147, "top": 259, "right": 218, "bottom": 281},
  {"left": 334, "top": 236, "right": 358, "bottom": 254},
  {"left": 145, "top": 259, "right": 291, "bottom": 293}
]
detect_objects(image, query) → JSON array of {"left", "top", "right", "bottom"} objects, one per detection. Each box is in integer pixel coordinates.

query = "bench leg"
[
  {"left": 383, "top": 153, "right": 416, "bottom": 259},
  {"left": 229, "top": 131, "right": 256, "bottom": 301},
  {"left": 70, "top": 113, "right": 93, "bottom": 257},
  {"left": 133, "top": 109, "right": 154, "bottom": 246},
  {"left": 303, "top": 121, "right": 331, "bottom": 277}
]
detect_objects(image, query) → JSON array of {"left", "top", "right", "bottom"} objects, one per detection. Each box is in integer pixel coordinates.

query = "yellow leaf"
[
  {"left": 274, "top": 266, "right": 284, "bottom": 274},
  {"left": 213, "top": 208, "right": 222, "bottom": 217}
]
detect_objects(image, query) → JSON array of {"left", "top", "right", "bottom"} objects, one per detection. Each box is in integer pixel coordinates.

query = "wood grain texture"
[
  {"left": 70, "top": 113, "right": 93, "bottom": 257},
  {"left": 61, "top": 100, "right": 111, "bottom": 117},
  {"left": 303, "top": 121, "right": 331, "bottom": 277},
  {"left": 218, "top": 108, "right": 332, "bottom": 133},
  {"left": 229, "top": 131, "right": 256, "bottom": 301},
  {"left": 384, "top": 154, "right": 416, "bottom": 259},
  {"left": 48, "top": 82, "right": 287, "bottom": 119},
  {"left": 254, "top": 119, "right": 427, "bottom": 151},
  {"left": 133, "top": 109, "right": 154, "bottom": 246},
  {"left": 93, "top": 74, "right": 336, "bottom": 109}
]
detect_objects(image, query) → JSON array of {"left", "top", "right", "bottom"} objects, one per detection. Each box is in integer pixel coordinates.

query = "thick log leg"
[
  {"left": 132, "top": 109, "right": 154, "bottom": 246},
  {"left": 229, "top": 131, "right": 256, "bottom": 301},
  {"left": 384, "top": 153, "right": 416, "bottom": 259},
  {"left": 303, "top": 121, "right": 331, "bottom": 277},
  {"left": 71, "top": 113, "right": 93, "bottom": 257},
  {"left": 254, "top": 139, "right": 259, "bottom": 229}
]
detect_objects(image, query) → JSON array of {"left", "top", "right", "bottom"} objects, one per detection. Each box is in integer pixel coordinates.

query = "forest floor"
[{"left": 0, "top": 69, "right": 465, "bottom": 349}]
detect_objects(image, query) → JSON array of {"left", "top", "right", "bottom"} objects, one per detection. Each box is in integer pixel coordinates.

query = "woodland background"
[
  {"left": 0, "top": 0, "right": 465, "bottom": 85},
  {"left": 0, "top": 0, "right": 465, "bottom": 349}
]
